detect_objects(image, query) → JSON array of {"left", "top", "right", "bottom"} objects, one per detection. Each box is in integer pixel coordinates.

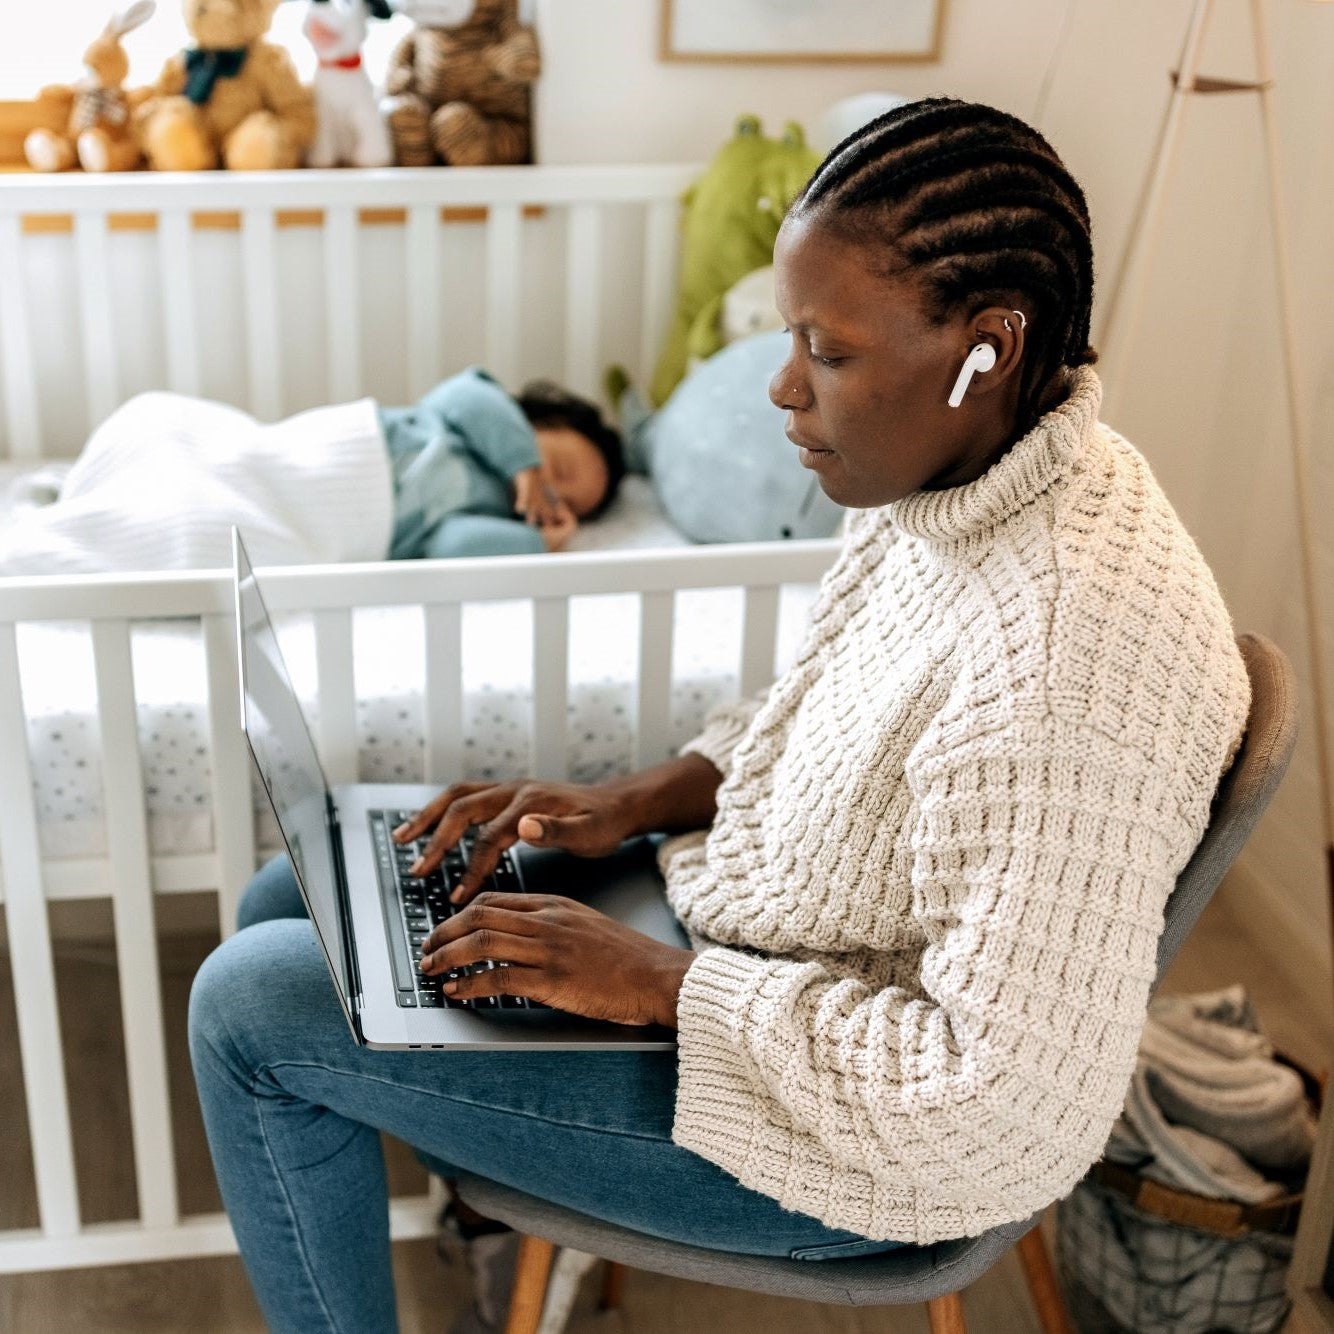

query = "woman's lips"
[{"left": 787, "top": 430, "right": 835, "bottom": 465}]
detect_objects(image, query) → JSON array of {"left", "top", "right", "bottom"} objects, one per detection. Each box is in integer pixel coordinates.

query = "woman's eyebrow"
[
  {"left": 799, "top": 324, "right": 862, "bottom": 348},
  {"left": 786, "top": 315, "right": 862, "bottom": 341}
]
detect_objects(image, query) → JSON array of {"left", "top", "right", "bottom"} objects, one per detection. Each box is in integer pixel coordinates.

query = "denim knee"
[
  {"left": 188, "top": 919, "right": 296, "bottom": 1078},
  {"left": 188, "top": 932, "right": 248, "bottom": 1077},
  {"left": 236, "top": 854, "right": 307, "bottom": 932}
]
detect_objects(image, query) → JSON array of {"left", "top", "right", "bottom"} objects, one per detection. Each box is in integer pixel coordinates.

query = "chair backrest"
[{"left": 1153, "top": 632, "right": 1298, "bottom": 984}]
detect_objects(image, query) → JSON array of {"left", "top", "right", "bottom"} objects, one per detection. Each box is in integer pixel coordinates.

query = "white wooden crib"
[{"left": 0, "top": 166, "right": 843, "bottom": 1274}]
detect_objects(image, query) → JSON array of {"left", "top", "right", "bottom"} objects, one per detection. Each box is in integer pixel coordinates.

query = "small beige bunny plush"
[{"left": 25, "top": 1, "right": 157, "bottom": 172}]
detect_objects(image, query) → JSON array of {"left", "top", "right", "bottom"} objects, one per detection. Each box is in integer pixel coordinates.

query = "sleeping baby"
[
  {"left": 0, "top": 371, "right": 626, "bottom": 575},
  {"left": 381, "top": 370, "right": 624, "bottom": 558}
]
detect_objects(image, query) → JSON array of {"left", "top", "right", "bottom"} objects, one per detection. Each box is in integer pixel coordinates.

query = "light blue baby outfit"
[{"left": 377, "top": 368, "right": 546, "bottom": 560}]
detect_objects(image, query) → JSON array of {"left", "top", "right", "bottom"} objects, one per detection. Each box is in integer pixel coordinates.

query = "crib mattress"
[{"left": 8, "top": 476, "right": 818, "bottom": 860}]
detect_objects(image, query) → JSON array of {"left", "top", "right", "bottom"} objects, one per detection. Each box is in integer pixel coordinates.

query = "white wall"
[{"left": 533, "top": 0, "right": 1334, "bottom": 989}]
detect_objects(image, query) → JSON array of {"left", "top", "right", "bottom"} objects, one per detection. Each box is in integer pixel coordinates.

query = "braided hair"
[{"left": 794, "top": 98, "right": 1097, "bottom": 433}]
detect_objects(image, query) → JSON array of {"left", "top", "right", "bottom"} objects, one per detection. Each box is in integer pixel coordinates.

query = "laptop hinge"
[{"left": 326, "top": 794, "right": 363, "bottom": 1023}]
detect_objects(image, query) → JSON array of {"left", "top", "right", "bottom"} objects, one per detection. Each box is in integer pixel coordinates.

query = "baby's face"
[{"left": 534, "top": 426, "right": 609, "bottom": 519}]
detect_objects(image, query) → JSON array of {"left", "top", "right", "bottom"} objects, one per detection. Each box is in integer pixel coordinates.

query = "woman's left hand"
[{"left": 418, "top": 893, "right": 695, "bottom": 1028}]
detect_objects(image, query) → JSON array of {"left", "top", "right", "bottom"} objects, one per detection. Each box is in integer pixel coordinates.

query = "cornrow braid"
[{"left": 795, "top": 98, "right": 1097, "bottom": 434}]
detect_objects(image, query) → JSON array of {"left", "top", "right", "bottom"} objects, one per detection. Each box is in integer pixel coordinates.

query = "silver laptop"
[{"left": 232, "top": 528, "right": 683, "bottom": 1050}]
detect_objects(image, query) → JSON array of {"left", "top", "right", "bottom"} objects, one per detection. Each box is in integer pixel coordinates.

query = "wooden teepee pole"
[
  {"left": 1246, "top": 0, "right": 1334, "bottom": 963},
  {"left": 1096, "top": 0, "right": 1215, "bottom": 393},
  {"left": 1098, "top": 0, "right": 1334, "bottom": 982}
]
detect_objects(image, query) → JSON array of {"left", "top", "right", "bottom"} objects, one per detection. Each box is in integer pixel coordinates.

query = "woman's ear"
[{"left": 963, "top": 306, "right": 1026, "bottom": 396}]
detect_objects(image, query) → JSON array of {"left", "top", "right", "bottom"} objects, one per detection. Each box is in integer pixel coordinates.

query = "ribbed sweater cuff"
[
  {"left": 671, "top": 947, "right": 775, "bottom": 1164},
  {"left": 679, "top": 708, "right": 757, "bottom": 780}
]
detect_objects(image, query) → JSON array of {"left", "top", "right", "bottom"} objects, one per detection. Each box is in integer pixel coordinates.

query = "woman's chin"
[{"left": 809, "top": 468, "right": 857, "bottom": 509}]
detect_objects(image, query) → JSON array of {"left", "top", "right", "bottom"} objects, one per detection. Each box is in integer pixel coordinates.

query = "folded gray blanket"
[{"left": 1105, "top": 985, "right": 1316, "bottom": 1202}]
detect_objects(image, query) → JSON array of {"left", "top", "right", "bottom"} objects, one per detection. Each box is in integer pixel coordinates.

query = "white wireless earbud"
[{"left": 947, "top": 343, "right": 997, "bottom": 408}]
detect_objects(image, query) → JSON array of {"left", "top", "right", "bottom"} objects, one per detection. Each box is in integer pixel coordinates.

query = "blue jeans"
[{"left": 188, "top": 856, "right": 902, "bottom": 1333}]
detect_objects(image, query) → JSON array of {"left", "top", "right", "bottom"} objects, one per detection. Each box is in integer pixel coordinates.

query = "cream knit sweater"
[{"left": 660, "top": 368, "right": 1250, "bottom": 1245}]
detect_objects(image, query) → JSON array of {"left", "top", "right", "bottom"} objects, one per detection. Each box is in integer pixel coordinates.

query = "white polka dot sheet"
[{"left": 7, "top": 475, "right": 819, "bottom": 860}]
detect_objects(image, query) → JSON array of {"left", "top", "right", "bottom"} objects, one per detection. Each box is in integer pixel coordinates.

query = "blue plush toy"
[{"left": 616, "top": 330, "right": 844, "bottom": 544}]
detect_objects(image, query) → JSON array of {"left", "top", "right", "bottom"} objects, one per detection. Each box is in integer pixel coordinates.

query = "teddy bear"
[
  {"left": 649, "top": 116, "right": 819, "bottom": 406},
  {"left": 24, "top": 2, "right": 156, "bottom": 173},
  {"left": 136, "top": 0, "right": 316, "bottom": 171},
  {"left": 380, "top": 0, "right": 540, "bottom": 167}
]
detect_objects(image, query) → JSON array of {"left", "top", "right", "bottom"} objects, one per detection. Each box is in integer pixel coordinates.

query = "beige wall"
[{"left": 535, "top": 0, "right": 1334, "bottom": 988}]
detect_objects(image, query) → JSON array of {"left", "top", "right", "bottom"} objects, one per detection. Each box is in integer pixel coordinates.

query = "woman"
[{"left": 189, "top": 98, "right": 1250, "bottom": 1331}]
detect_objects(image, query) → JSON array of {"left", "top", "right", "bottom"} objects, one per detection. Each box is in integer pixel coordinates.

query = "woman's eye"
[{"left": 812, "top": 352, "right": 845, "bottom": 368}]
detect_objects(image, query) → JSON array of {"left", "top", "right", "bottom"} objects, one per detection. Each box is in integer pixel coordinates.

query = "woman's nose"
[{"left": 769, "top": 358, "right": 810, "bottom": 412}]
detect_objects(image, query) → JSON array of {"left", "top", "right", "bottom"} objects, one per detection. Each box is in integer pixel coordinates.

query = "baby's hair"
[
  {"left": 516, "top": 381, "right": 626, "bottom": 519},
  {"left": 795, "top": 97, "right": 1097, "bottom": 433}
]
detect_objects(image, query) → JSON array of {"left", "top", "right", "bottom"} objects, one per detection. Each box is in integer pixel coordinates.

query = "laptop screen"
[{"left": 233, "top": 530, "right": 354, "bottom": 1018}]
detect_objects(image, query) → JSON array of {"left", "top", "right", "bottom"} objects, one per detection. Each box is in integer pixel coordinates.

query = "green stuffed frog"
[{"left": 649, "top": 115, "right": 820, "bottom": 406}]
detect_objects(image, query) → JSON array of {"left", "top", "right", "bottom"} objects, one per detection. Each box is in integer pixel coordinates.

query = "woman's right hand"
[{"left": 392, "top": 781, "right": 640, "bottom": 905}]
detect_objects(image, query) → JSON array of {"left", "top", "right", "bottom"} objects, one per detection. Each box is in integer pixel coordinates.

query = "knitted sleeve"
[
  {"left": 678, "top": 690, "right": 770, "bottom": 781},
  {"left": 671, "top": 717, "right": 1186, "bottom": 1238}
]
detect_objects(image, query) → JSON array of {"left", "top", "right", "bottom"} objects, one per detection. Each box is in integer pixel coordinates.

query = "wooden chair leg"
[
  {"left": 1016, "top": 1224, "right": 1074, "bottom": 1334},
  {"left": 599, "top": 1259, "right": 627, "bottom": 1310},
  {"left": 925, "top": 1291, "right": 967, "bottom": 1334},
  {"left": 504, "top": 1234, "right": 556, "bottom": 1334}
]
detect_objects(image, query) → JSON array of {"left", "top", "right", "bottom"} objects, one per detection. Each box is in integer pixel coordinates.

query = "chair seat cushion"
[{"left": 454, "top": 1173, "right": 1039, "bottom": 1307}]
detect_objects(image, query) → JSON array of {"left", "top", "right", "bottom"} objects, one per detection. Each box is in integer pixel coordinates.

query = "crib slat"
[
  {"left": 0, "top": 625, "right": 80, "bottom": 1237},
  {"left": 638, "top": 199, "right": 679, "bottom": 382},
  {"left": 636, "top": 591, "right": 675, "bottom": 771},
  {"left": 242, "top": 208, "right": 282, "bottom": 420},
  {"left": 562, "top": 204, "right": 602, "bottom": 399},
  {"left": 324, "top": 205, "right": 361, "bottom": 400},
  {"left": 204, "top": 613, "right": 257, "bottom": 939},
  {"left": 406, "top": 205, "right": 441, "bottom": 398},
  {"left": 0, "top": 214, "right": 42, "bottom": 459},
  {"left": 75, "top": 212, "right": 119, "bottom": 432},
  {"left": 531, "top": 598, "right": 568, "bottom": 780},
  {"left": 485, "top": 202, "right": 521, "bottom": 387},
  {"left": 91, "top": 620, "right": 179, "bottom": 1231},
  {"left": 314, "top": 609, "right": 358, "bottom": 785},
  {"left": 423, "top": 603, "right": 463, "bottom": 785},
  {"left": 158, "top": 209, "right": 201, "bottom": 397},
  {"left": 739, "top": 585, "right": 780, "bottom": 698}
]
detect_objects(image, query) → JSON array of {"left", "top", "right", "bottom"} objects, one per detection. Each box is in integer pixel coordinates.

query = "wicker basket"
[{"left": 1054, "top": 1057, "right": 1319, "bottom": 1334}]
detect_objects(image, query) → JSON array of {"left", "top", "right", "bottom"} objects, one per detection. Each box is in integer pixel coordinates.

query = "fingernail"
[
  {"left": 393, "top": 822, "right": 409, "bottom": 837},
  {"left": 442, "top": 979, "right": 458, "bottom": 994},
  {"left": 420, "top": 954, "right": 431, "bottom": 972},
  {"left": 409, "top": 860, "right": 423, "bottom": 875},
  {"left": 450, "top": 887, "right": 464, "bottom": 903}
]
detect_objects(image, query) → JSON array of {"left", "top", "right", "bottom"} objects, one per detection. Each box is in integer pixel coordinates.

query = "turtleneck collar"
[{"left": 886, "top": 366, "right": 1103, "bottom": 543}]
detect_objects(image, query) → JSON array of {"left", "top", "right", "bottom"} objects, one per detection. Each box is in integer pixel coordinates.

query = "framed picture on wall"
[{"left": 660, "top": 0, "right": 945, "bottom": 63}]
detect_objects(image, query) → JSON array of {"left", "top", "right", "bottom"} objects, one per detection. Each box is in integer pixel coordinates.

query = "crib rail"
[
  {"left": 0, "top": 164, "right": 697, "bottom": 459},
  {"left": 0, "top": 538, "right": 840, "bottom": 1273}
]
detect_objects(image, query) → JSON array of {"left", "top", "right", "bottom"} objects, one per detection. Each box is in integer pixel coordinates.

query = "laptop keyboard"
[{"left": 371, "top": 810, "right": 548, "bottom": 1011}]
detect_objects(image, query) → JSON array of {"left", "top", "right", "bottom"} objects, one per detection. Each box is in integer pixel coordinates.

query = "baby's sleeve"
[{"left": 417, "top": 369, "right": 540, "bottom": 479}]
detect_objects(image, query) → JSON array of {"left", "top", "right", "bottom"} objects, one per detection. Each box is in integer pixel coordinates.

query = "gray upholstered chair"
[{"left": 456, "top": 633, "right": 1298, "bottom": 1334}]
